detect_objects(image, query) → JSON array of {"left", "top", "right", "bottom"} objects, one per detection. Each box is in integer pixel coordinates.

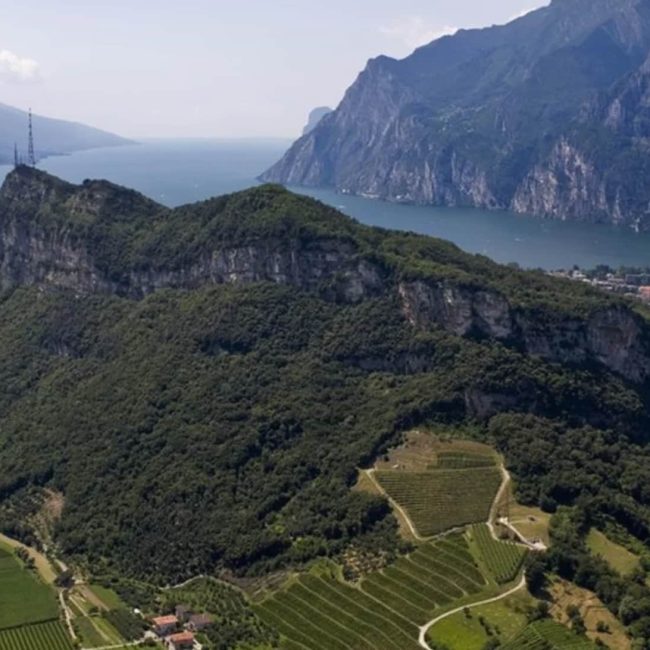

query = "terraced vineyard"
[
  {"left": 501, "top": 620, "right": 596, "bottom": 649},
  {"left": 0, "top": 621, "right": 73, "bottom": 650},
  {"left": 433, "top": 451, "right": 498, "bottom": 469},
  {"left": 376, "top": 466, "right": 502, "bottom": 536},
  {"left": 472, "top": 524, "right": 528, "bottom": 584},
  {"left": 255, "top": 535, "right": 487, "bottom": 649}
]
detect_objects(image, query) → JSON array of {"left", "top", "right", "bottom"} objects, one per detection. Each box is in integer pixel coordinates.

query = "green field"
[
  {"left": 472, "top": 524, "right": 528, "bottom": 584},
  {"left": 255, "top": 534, "right": 489, "bottom": 649},
  {"left": 586, "top": 529, "right": 640, "bottom": 577},
  {"left": 428, "top": 589, "right": 533, "bottom": 649},
  {"left": 376, "top": 466, "right": 502, "bottom": 536},
  {"left": 0, "top": 546, "right": 59, "bottom": 629},
  {"left": 0, "top": 621, "right": 73, "bottom": 650},
  {"left": 432, "top": 451, "right": 498, "bottom": 470},
  {"left": 88, "top": 584, "right": 126, "bottom": 610},
  {"left": 501, "top": 620, "right": 596, "bottom": 649}
]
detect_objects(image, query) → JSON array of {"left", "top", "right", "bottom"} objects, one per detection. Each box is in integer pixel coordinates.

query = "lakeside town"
[{"left": 548, "top": 267, "right": 650, "bottom": 303}]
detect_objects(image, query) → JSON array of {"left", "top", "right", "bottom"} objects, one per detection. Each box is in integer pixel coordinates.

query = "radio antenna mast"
[{"left": 28, "top": 108, "right": 36, "bottom": 167}]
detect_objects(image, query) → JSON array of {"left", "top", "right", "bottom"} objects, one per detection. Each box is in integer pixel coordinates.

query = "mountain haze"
[
  {"left": 263, "top": 0, "right": 650, "bottom": 230},
  {"left": 0, "top": 103, "right": 132, "bottom": 165}
]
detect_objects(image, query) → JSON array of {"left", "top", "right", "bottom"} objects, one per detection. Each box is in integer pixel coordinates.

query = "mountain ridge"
[
  {"left": 262, "top": 0, "right": 650, "bottom": 230},
  {"left": 1, "top": 166, "right": 648, "bottom": 382}
]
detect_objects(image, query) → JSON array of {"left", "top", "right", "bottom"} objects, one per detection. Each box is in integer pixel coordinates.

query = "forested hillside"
[{"left": 0, "top": 168, "right": 650, "bottom": 587}]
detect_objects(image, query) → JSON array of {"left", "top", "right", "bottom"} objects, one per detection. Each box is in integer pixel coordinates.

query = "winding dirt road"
[
  {"left": 367, "top": 460, "right": 533, "bottom": 650},
  {"left": 417, "top": 576, "right": 527, "bottom": 649}
]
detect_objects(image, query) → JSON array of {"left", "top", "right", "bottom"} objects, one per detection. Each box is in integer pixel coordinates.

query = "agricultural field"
[
  {"left": 586, "top": 529, "right": 640, "bottom": 577},
  {"left": 87, "top": 583, "right": 126, "bottom": 610},
  {"left": 67, "top": 583, "right": 132, "bottom": 648},
  {"left": 432, "top": 450, "right": 498, "bottom": 469},
  {"left": 471, "top": 524, "right": 528, "bottom": 584},
  {"left": 376, "top": 466, "right": 502, "bottom": 537},
  {"left": 428, "top": 589, "right": 534, "bottom": 649},
  {"left": 0, "top": 545, "right": 59, "bottom": 629},
  {"left": 255, "top": 534, "right": 490, "bottom": 649},
  {"left": 375, "top": 432, "right": 497, "bottom": 473},
  {"left": 0, "top": 621, "right": 73, "bottom": 650},
  {"left": 501, "top": 620, "right": 596, "bottom": 649}
]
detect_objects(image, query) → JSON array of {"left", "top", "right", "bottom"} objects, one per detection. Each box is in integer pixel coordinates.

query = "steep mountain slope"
[
  {"left": 263, "top": 0, "right": 650, "bottom": 230},
  {"left": 0, "top": 103, "right": 132, "bottom": 165},
  {"left": 1, "top": 168, "right": 650, "bottom": 587}
]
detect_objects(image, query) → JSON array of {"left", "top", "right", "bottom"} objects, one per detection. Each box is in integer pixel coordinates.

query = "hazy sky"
[{"left": 0, "top": 0, "right": 546, "bottom": 138}]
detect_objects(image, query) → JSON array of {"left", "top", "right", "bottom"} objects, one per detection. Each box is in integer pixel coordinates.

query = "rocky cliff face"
[
  {"left": 0, "top": 167, "right": 387, "bottom": 302},
  {"left": 2, "top": 166, "right": 649, "bottom": 385},
  {"left": 397, "top": 279, "right": 650, "bottom": 383},
  {"left": 262, "top": 0, "right": 650, "bottom": 230}
]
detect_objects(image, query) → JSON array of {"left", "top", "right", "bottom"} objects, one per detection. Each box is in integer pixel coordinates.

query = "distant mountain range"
[
  {"left": 0, "top": 103, "right": 132, "bottom": 165},
  {"left": 263, "top": 0, "right": 650, "bottom": 231}
]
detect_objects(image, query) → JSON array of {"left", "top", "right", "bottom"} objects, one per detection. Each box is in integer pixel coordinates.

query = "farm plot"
[
  {"left": 433, "top": 451, "right": 497, "bottom": 469},
  {"left": 501, "top": 620, "right": 596, "bottom": 649},
  {"left": 0, "top": 621, "right": 73, "bottom": 650},
  {"left": 377, "top": 466, "right": 502, "bottom": 537},
  {"left": 255, "top": 574, "right": 421, "bottom": 650},
  {"left": 472, "top": 524, "right": 528, "bottom": 584},
  {"left": 0, "top": 546, "right": 59, "bottom": 629},
  {"left": 360, "top": 533, "right": 487, "bottom": 624},
  {"left": 256, "top": 535, "right": 490, "bottom": 648}
]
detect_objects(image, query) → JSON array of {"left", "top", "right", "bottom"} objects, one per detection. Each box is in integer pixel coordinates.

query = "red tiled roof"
[
  {"left": 153, "top": 614, "right": 178, "bottom": 626},
  {"left": 170, "top": 631, "right": 194, "bottom": 642}
]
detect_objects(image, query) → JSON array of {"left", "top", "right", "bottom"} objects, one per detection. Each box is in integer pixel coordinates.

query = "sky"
[{"left": 0, "top": 0, "right": 546, "bottom": 139}]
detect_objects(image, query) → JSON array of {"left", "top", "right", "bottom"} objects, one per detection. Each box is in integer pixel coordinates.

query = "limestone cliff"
[{"left": 262, "top": 0, "right": 650, "bottom": 230}]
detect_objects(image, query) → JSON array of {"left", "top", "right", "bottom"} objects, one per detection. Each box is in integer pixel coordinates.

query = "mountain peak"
[{"left": 262, "top": 0, "right": 650, "bottom": 231}]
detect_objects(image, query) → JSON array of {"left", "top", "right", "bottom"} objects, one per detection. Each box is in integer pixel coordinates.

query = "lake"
[{"left": 1, "top": 138, "right": 649, "bottom": 270}]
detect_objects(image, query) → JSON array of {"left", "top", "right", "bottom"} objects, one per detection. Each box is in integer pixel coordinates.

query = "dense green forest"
[{"left": 0, "top": 172, "right": 650, "bottom": 598}]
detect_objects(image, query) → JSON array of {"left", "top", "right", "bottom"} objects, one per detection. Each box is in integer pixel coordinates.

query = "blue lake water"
[{"left": 1, "top": 138, "right": 649, "bottom": 270}]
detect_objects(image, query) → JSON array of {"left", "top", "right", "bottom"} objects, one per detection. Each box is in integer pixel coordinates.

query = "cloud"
[
  {"left": 380, "top": 17, "right": 457, "bottom": 51},
  {"left": 0, "top": 49, "right": 39, "bottom": 82}
]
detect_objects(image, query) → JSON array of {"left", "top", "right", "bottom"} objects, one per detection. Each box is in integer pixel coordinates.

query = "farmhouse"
[
  {"left": 152, "top": 614, "right": 178, "bottom": 636},
  {"left": 175, "top": 604, "right": 192, "bottom": 622},
  {"left": 168, "top": 630, "right": 195, "bottom": 649},
  {"left": 188, "top": 613, "right": 212, "bottom": 631}
]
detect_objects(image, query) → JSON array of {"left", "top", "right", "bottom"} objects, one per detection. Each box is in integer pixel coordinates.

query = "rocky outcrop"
[
  {"left": 0, "top": 167, "right": 387, "bottom": 302},
  {"left": 399, "top": 278, "right": 650, "bottom": 383},
  {"left": 0, "top": 219, "right": 386, "bottom": 303},
  {"left": 262, "top": 0, "right": 650, "bottom": 230},
  {"left": 398, "top": 281, "right": 513, "bottom": 338},
  {"left": 511, "top": 139, "right": 612, "bottom": 224},
  {"left": 302, "top": 107, "right": 333, "bottom": 135}
]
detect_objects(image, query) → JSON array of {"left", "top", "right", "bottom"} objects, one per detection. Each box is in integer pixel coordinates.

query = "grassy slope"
[
  {"left": 0, "top": 546, "right": 58, "bottom": 629},
  {"left": 430, "top": 590, "right": 533, "bottom": 649},
  {"left": 586, "top": 529, "right": 640, "bottom": 577}
]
